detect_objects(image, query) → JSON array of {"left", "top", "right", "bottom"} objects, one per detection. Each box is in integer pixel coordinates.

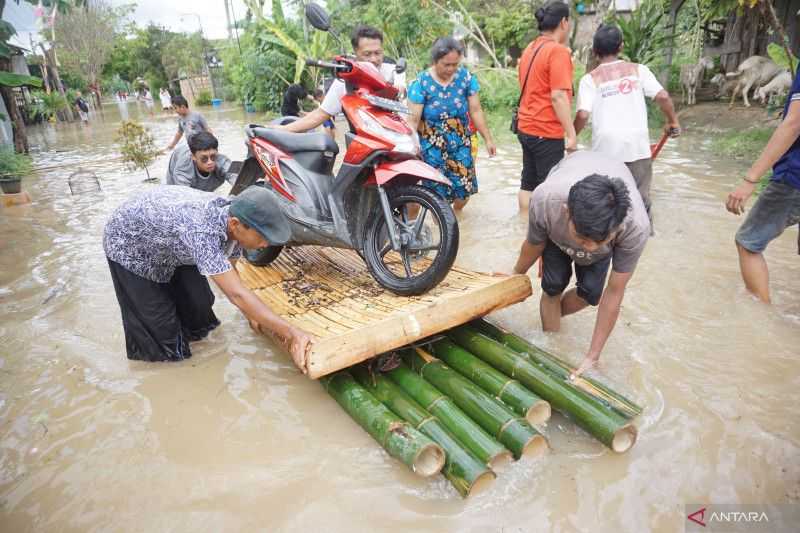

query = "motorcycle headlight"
[{"left": 358, "top": 109, "right": 419, "bottom": 155}]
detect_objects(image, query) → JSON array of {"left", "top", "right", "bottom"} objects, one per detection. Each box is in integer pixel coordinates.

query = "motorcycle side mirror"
[
  {"left": 395, "top": 58, "right": 407, "bottom": 74},
  {"left": 305, "top": 3, "right": 331, "bottom": 32}
]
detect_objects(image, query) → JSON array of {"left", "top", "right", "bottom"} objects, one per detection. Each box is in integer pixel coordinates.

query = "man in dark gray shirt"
[
  {"left": 165, "top": 131, "right": 235, "bottom": 192},
  {"left": 166, "top": 95, "right": 212, "bottom": 150}
]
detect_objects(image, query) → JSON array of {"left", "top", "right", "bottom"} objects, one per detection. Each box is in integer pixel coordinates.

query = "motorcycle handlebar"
[{"left": 305, "top": 58, "right": 350, "bottom": 71}]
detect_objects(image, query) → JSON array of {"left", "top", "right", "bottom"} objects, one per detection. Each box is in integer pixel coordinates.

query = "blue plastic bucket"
[{"left": 211, "top": 98, "right": 222, "bottom": 108}]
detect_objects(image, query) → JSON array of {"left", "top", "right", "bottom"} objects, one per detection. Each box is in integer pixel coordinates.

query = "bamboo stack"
[
  {"left": 322, "top": 320, "right": 642, "bottom": 497},
  {"left": 449, "top": 323, "right": 641, "bottom": 453}
]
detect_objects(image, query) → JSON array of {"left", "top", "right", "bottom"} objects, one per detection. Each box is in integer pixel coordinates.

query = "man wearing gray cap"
[{"left": 103, "top": 185, "right": 313, "bottom": 372}]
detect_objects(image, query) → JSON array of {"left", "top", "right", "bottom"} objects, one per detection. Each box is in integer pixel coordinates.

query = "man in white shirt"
[
  {"left": 277, "top": 25, "right": 405, "bottom": 134},
  {"left": 573, "top": 24, "right": 680, "bottom": 216}
]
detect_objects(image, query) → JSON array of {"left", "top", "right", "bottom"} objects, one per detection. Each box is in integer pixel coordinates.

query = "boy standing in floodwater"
[{"left": 166, "top": 95, "right": 214, "bottom": 151}]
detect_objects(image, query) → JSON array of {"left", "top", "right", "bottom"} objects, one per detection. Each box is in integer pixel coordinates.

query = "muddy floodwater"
[{"left": 1, "top": 101, "right": 798, "bottom": 532}]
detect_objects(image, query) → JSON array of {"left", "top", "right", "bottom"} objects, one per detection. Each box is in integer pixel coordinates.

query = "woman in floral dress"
[{"left": 408, "top": 37, "right": 496, "bottom": 211}]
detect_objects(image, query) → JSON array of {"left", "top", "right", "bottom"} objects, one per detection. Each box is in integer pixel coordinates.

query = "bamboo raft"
[
  {"left": 319, "top": 322, "right": 643, "bottom": 497},
  {"left": 240, "top": 247, "right": 642, "bottom": 497},
  {"left": 237, "top": 246, "right": 532, "bottom": 379}
]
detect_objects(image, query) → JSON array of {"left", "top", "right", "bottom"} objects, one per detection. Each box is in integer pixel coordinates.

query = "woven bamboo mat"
[{"left": 238, "top": 246, "right": 532, "bottom": 378}]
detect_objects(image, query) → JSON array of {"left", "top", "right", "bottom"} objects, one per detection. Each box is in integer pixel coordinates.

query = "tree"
[
  {"left": 606, "top": 0, "right": 670, "bottom": 67},
  {"left": 328, "top": 0, "right": 450, "bottom": 63},
  {"left": 471, "top": 0, "right": 536, "bottom": 60},
  {"left": 1, "top": 0, "right": 43, "bottom": 153},
  {"left": 161, "top": 32, "right": 205, "bottom": 81},
  {"left": 243, "top": 0, "right": 335, "bottom": 84},
  {"left": 221, "top": 18, "right": 295, "bottom": 111},
  {"left": 116, "top": 120, "right": 159, "bottom": 181},
  {"left": 54, "top": 0, "right": 129, "bottom": 106}
]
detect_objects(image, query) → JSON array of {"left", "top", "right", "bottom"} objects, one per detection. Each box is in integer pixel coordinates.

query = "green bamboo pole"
[
  {"left": 386, "top": 363, "right": 513, "bottom": 469},
  {"left": 453, "top": 325, "right": 623, "bottom": 418},
  {"left": 469, "top": 319, "right": 643, "bottom": 419},
  {"left": 404, "top": 348, "right": 548, "bottom": 461},
  {"left": 320, "top": 372, "right": 445, "bottom": 477},
  {"left": 429, "top": 338, "right": 551, "bottom": 425},
  {"left": 447, "top": 328, "right": 638, "bottom": 453},
  {"left": 352, "top": 366, "right": 495, "bottom": 497}
]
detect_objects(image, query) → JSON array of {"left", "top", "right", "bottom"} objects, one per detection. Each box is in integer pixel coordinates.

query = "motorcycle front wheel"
[
  {"left": 363, "top": 184, "right": 459, "bottom": 296},
  {"left": 244, "top": 245, "right": 284, "bottom": 266}
]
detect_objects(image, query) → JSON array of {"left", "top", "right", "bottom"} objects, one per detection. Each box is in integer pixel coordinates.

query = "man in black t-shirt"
[
  {"left": 74, "top": 91, "right": 90, "bottom": 123},
  {"left": 281, "top": 84, "right": 311, "bottom": 117}
]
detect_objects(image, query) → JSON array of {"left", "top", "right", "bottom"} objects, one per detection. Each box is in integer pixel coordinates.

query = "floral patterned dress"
[{"left": 408, "top": 67, "right": 480, "bottom": 201}]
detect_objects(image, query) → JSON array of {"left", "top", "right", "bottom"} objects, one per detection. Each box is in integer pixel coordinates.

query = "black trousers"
[
  {"left": 540, "top": 240, "right": 611, "bottom": 306},
  {"left": 517, "top": 133, "right": 565, "bottom": 192},
  {"left": 107, "top": 259, "right": 220, "bottom": 362}
]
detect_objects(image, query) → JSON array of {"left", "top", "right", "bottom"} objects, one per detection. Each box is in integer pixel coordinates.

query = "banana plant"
[{"left": 243, "top": 0, "right": 334, "bottom": 84}]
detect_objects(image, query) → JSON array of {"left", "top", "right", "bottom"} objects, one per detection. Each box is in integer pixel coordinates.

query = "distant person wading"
[{"left": 166, "top": 95, "right": 214, "bottom": 150}]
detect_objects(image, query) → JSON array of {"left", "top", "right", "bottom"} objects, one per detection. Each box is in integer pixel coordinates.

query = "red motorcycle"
[{"left": 231, "top": 6, "right": 458, "bottom": 296}]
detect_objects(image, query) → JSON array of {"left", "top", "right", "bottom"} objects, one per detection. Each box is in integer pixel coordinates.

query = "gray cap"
[{"left": 229, "top": 186, "right": 291, "bottom": 246}]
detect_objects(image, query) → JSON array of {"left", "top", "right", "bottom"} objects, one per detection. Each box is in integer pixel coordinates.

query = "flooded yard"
[{"left": 0, "top": 100, "right": 798, "bottom": 532}]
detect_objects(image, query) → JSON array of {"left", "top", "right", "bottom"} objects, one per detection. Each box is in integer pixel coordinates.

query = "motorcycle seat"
[{"left": 247, "top": 124, "right": 339, "bottom": 156}]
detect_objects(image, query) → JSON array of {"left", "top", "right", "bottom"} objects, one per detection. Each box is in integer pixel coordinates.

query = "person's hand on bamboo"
[
  {"left": 570, "top": 352, "right": 599, "bottom": 381},
  {"left": 249, "top": 320, "right": 314, "bottom": 374},
  {"left": 286, "top": 327, "right": 314, "bottom": 374}
]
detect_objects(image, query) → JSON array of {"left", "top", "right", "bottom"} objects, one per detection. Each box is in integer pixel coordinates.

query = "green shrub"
[
  {"left": 116, "top": 121, "right": 159, "bottom": 181},
  {"left": 195, "top": 89, "right": 212, "bottom": 106},
  {"left": 711, "top": 128, "right": 773, "bottom": 161},
  {"left": 0, "top": 146, "right": 33, "bottom": 179},
  {"left": 475, "top": 69, "right": 519, "bottom": 114},
  {"left": 221, "top": 26, "right": 296, "bottom": 113}
]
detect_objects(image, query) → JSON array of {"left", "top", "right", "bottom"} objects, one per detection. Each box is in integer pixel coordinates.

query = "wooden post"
[
  {"left": 0, "top": 85, "right": 29, "bottom": 154},
  {"left": 661, "top": 0, "right": 688, "bottom": 85},
  {"left": 44, "top": 47, "right": 75, "bottom": 122}
]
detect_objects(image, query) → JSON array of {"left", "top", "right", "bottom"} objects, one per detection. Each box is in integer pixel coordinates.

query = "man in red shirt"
[{"left": 516, "top": 0, "right": 575, "bottom": 212}]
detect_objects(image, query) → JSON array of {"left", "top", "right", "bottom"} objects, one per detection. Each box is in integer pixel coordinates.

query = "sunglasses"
[{"left": 197, "top": 153, "right": 217, "bottom": 164}]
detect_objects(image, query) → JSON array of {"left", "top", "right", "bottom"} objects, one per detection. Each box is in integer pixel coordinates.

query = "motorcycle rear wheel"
[
  {"left": 363, "top": 184, "right": 458, "bottom": 296},
  {"left": 244, "top": 245, "right": 284, "bottom": 266}
]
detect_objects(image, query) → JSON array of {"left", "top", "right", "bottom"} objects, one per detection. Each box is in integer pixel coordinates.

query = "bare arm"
[
  {"left": 574, "top": 110, "right": 590, "bottom": 136},
  {"left": 572, "top": 270, "right": 632, "bottom": 378},
  {"left": 512, "top": 241, "right": 546, "bottom": 275},
  {"left": 210, "top": 269, "right": 313, "bottom": 374},
  {"left": 654, "top": 90, "right": 680, "bottom": 134},
  {"left": 279, "top": 108, "right": 332, "bottom": 133},
  {"left": 167, "top": 130, "right": 183, "bottom": 150},
  {"left": 407, "top": 102, "right": 423, "bottom": 133},
  {"left": 551, "top": 89, "right": 577, "bottom": 151},
  {"left": 726, "top": 99, "right": 800, "bottom": 214},
  {"left": 468, "top": 94, "right": 496, "bottom": 156}
]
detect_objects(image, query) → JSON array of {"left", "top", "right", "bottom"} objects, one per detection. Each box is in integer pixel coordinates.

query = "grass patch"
[
  {"left": 486, "top": 108, "right": 517, "bottom": 146},
  {"left": 709, "top": 127, "right": 774, "bottom": 193},
  {"left": 710, "top": 128, "right": 773, "bottom": 161}
]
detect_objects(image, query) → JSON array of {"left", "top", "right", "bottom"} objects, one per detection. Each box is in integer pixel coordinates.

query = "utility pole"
[{"left": 224, "top": 0, "right": 234, "bottom": 42}]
